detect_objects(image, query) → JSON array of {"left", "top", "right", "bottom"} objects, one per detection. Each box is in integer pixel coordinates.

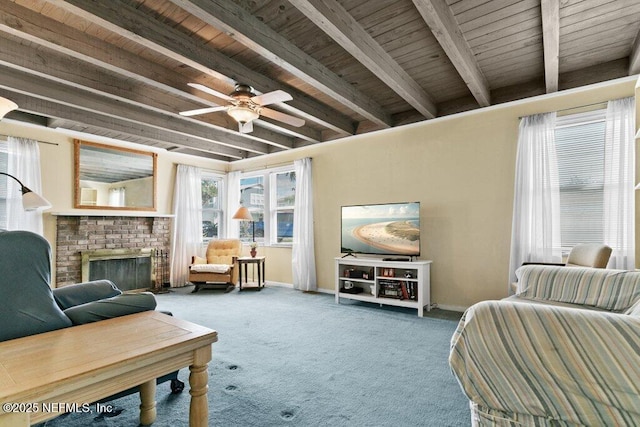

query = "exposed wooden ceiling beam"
[
  {"left": 0, "top": 66, "right": 279, "bottom": 157},
  {"left": 412, "top": 0, "right": 490, "bottom": 107},
  {"left": 169, "top": 0, "right": 392, "bottom": 128},
  {"left": 50, "top": 0, "right": 355, "bottom": 136},
  {"left": 6, "top": 91, "right": 243, "bottom": 161},
  {"left": 541, "top": 0, "right": 560, "bottom": 93},
  {"left": 630, "top": 29, "right": 640, "bottom": 75},
  {"left": 290, "top": 0, "right": 437, "bottom": 119},
  {"left": 0, "top": 1, "right": 321, "bottom": 144},
  {"left": 0, "top": 34, "right": 300, "bottom": 150}
]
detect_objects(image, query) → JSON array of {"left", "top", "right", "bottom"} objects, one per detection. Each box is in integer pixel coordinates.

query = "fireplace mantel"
[{"left": 51, "top": 211, "right": 174, "bottom": 217}]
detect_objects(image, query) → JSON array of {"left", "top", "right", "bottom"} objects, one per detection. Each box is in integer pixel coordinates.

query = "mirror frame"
[{"left": 74, "top": 139, "right": 157, "bottom": 211}]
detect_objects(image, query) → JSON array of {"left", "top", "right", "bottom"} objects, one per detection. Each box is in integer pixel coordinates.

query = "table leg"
[
  {"left": 189, "top": 346, "right": 212, "bottom": 427},
  {"left": 258, "top": 260, "right": 263, "bottom": 289},
  {"left": 139, "top": 379, "right": 157, "bottom": 425}
]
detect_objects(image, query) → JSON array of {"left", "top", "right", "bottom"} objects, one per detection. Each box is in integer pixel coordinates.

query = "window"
[
  {"left": 201, "top": 172, "right": 224, "bottom": 241},
  {"left": 555, "top": 109, "right": 606, "bottom": 251},
  {"left": 239, "top": 175, "right": 264, "bottom": 242},
  {"left": 271, "top": 170, "right": 296, "bottom": 244},
  {"left": 239, "top": 166, "right": 296, "bottom": 245}
]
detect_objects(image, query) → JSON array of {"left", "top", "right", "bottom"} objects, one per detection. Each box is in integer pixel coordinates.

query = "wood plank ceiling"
[{"left": 0, "top": 0, "right": 639, "bottom": 162}]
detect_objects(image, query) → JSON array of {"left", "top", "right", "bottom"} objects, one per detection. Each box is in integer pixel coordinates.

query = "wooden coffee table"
[{"left": 0, "top": 311, "right": 217, "bottom": 427}]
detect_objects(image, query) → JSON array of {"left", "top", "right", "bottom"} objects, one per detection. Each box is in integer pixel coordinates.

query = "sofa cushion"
[
  {"left": 0, "top": 231, "right": 72, "bottom": 342},
  {"left": 190, "top": 264, "right": 231, "bottom": 273},
  {"left": 515, "top": 265, "right": 640, "bottom": 312}
]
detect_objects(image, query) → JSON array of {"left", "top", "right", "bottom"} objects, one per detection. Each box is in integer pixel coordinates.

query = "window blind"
[{"left": 555, "top": 110, "right": 606, "bottom": 249}]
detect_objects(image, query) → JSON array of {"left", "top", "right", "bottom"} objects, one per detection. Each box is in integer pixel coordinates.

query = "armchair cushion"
[
  {"left": 52, "top": 279, "right": 122, "bottom": 310},
  {"left": 189, "top": 264, "right": 232, "bottom": 273},
  {"left": 63, "top": 292, "right": 157, "bottom": 325},
  {"left": 192, "top": 255, "right": 207, "bottom": 264}
]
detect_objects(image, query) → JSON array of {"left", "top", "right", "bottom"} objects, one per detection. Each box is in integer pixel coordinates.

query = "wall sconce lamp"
[
  {"left": 0, "top": 172, "right": 51, "bottom": 210},
  {"left": 0, "top": 96, "right": 18, "bottom": 120},
  {"left": 232, "top": 206, "right": 255, "bottom": 242}
]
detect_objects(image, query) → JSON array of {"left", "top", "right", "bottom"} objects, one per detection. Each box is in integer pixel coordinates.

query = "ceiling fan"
[{"left": 180, "top": 83, "right": 305, "bottom": 133}]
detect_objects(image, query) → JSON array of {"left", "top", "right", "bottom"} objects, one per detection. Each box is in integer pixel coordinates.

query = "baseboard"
[
  {"left": 267, "top": 281, "right": 333, "bottom": 295},
  {"left": 268, "top": 282, "right": 467, "bottom": 312},
  {"left": 266, "top": 281, "right": 293, "bottom": 289},
  {"left": 435, "top": 304, "right": 467, "bottom": 313}
]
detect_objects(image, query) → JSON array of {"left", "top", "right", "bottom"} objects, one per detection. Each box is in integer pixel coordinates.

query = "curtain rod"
[
  {"left": 0, "top": 135, "right": 59, "bottom": 146},
  {"left": 232, "top": 158, "right": 310, "bottom": 174},
  {"left": 518, "top": 100, "right": 611, "bottom": 120}
]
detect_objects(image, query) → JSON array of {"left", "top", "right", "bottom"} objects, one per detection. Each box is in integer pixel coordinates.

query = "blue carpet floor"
[{"left": 44, "top": 285, "right": 470, "bottom": 426}]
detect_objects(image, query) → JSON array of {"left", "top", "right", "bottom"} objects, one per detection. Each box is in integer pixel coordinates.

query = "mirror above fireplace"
[{"left": 74, "top": 139, "right": 157, "bottom": 211}]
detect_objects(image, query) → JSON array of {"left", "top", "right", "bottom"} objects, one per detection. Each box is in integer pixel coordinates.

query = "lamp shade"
[
  {"left": 232, "top": 206, "right": 253, "bottom": 221},
  {"left": 22, "top": 189, "right": 52, "bottom": 211},
  {"left": 0, "top": 96, "right": 18, "bottom": 119},
  {"left": 0, "top": 172, "right": 51, "bottom": 211}
]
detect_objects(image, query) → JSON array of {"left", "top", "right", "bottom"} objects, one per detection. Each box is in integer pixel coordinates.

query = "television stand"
[{"left": 335, "top": 257, "right": 432, "bottom": 317}]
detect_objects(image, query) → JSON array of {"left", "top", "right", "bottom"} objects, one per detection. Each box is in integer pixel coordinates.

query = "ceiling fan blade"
[
  {"left": 260, "top": 108, "right": 305, "bottom": 127},
  {"left": 188, "top": 83, "right": 233, "bottom": 101},
  {"left": 179, "top": 106, "right": 228, "bottom": 117},
  {"left": 239, "top": 121, "right": 254, "bottom": 133},
  {"left": 251, "top": 90, "right": 292, "bottom": 106}
]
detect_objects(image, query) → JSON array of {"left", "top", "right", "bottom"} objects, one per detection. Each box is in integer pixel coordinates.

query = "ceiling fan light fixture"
[
  {"left": 0, "top": 96, "right": 18, "bottom": 119},
  {"left": 227, "top": 105, "right": 259, "bottom": 124}
]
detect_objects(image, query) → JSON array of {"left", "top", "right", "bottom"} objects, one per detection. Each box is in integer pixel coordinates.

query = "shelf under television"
[{"left": 335, "top": 257, "right": 432, "bottom": 317}]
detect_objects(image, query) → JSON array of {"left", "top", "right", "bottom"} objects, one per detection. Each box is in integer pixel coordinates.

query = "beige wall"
[
  {"left": 1, "top": 76, "right": 637, "bottom": 310},
  {"left": 231, "top": 76, "right": 638, "bottom": 311}
]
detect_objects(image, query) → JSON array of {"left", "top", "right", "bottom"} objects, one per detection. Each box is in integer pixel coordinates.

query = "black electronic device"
[
  {"left": 340, "top": 202, "right": 421, "bottom": 257},
  {"left": 382, "top": 257, "right": 411, "bottom": 262}
]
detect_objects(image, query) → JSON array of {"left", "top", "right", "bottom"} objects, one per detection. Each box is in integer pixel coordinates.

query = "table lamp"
[{"left": 232, "top": 206, "right": 254, "bottom": 241}]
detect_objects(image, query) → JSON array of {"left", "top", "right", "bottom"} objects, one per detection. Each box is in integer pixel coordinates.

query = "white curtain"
[
  {"left": 170, "top": 165, "right": 202, "bottom": 287},
  {"left": 226, "top": 170, "right": 241, "bottom": 238},
  {"left": 108, "top": 187, "right": 126, "bottom": 207},
  {"left": 603, "top": 97, "right": 635, "bottom": 269},
  {"left": 6, "top": 137, "right": 44, "bottom": 234},
  {"left": 508, "top": 113, "right": 561, "bottom": 288},
  {"left": 292, "top": 157, "right": 317, "bottom": 291}
]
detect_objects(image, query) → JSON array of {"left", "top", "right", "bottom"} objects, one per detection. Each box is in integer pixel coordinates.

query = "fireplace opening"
[{"left": 82, "top": 248, "right": 153, "bottom": 291}]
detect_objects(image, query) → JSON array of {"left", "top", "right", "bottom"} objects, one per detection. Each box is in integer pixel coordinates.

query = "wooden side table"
[{"left": 238, "top": 256, "right": 265, "bottom": 291}]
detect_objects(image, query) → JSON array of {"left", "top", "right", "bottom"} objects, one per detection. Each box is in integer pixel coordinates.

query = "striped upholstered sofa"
[{"left": 450, "top": 264, "right": 640, "bottom": 426}]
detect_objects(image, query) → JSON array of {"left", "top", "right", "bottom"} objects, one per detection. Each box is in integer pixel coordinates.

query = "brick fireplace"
[{"left": 55, "top": 215, "right": 172, "bottom": 288}]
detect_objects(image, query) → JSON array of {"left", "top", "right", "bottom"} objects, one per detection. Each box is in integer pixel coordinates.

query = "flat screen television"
[{"left": 341, "top": 202, "right": 420, "bottom": 257}]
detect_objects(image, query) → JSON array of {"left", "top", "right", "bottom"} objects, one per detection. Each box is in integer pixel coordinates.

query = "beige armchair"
[
  {"left": 189, "top": 239, "right": 242, "bottom": 293},
  {"left": 564, "top": 243, "right": 612, "bottom": 268}
]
